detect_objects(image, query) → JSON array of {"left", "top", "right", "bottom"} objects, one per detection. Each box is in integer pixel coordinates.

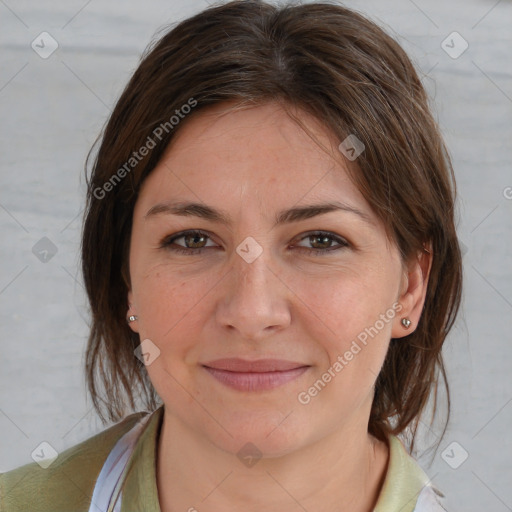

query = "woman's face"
[{"left": 128, "top": 102, "right": 416, "bottom": 456}]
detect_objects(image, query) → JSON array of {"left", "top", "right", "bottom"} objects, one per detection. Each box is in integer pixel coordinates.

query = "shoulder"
[
  {"left": 413, "top": 485, "right": 448, "bottom": 512},
  {"left": 0, "top": 411, "right": 148, "bottom": 512},
  {"left": 375, "top": 435, "right": 447, "bottom": 512}
]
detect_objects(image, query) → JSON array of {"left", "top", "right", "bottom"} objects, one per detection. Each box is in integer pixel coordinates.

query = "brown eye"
[
  {"left": 294, "top": 231, "right": 349, "bottom": 255},
  {"left": 161, "top": 230, "right": 217, "bottom": 255},
  {"left": 160, "top": 230, "right": 349, "bottom": 257},
  {"left": 310, "top": 234, "right": 334, "bottom": 249},
  {"left": 181, "top": 232, "right": 208, "bottom": 249}
]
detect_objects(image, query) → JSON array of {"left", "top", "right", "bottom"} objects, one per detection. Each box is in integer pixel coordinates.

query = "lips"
[
  {"left": 201, "top": 358, "right": 310, "bottom": 391},
  {"left": 202, "top": 358, "right": 307, "bottom": 372}
]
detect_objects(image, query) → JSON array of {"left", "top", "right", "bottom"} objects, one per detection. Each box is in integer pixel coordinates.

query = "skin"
[{"left": 127, "top": 102, "right": 432, "bottom": 512}]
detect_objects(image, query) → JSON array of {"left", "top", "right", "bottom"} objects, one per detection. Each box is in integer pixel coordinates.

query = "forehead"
[{"left": 136, "top": 102, "right": 375, "bottom": 223}]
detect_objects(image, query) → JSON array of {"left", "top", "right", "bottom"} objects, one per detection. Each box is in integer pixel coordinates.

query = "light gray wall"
[{"left": 1, "top": 1, "right": 511, "bottom": 510}]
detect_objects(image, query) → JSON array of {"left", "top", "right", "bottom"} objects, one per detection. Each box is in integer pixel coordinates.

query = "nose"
[{"left": 215, "top": 245, "right": 292, "bottom": 341}]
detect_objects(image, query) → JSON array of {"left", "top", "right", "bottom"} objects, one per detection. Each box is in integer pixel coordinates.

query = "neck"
[{"left": 156, "top": 410, "right": 389, "bottom": 512}]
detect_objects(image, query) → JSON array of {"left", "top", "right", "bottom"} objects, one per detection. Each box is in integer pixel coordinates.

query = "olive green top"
[{"left": 0, "top": 406, "right": 442, "bottom": 511}]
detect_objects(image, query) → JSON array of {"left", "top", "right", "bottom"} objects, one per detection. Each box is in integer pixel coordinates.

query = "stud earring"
[
  {"left": 127, "top": 315, "right": 138, "bottom": 323},
  {"left": 401, "top": 318, "right": 412, "bottom": 329}
]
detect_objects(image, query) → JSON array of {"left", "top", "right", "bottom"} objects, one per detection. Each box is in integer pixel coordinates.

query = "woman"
[{"left": 0, "top": 1, "right": 462, "bottom": 511}]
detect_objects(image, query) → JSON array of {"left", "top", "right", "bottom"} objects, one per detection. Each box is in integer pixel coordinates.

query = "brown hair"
[{"left": 82, "top": 0, "right": 462, "bottom": 455}]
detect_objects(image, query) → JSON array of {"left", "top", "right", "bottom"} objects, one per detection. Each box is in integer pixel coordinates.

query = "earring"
[
  {"left": 127, "top": 315, "right": 138, "bottom": 323},
  {"left": 401, "top": 318, "right": 412, "bottom": 329}
]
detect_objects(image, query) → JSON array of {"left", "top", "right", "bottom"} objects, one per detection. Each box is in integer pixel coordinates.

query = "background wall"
[{"left": 1, "top": 0, "right": 511, "bottom": 510}]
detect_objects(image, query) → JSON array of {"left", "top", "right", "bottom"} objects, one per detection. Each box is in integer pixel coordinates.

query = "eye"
[
  {"left": 293, "top": 231, "right": 349, "bottom": 255},
  {"left": 160, "top": 229, "right": 349, "bottom": 256},
  {"left": 160, "top": 230, "right": 218, "bottom": 255}
]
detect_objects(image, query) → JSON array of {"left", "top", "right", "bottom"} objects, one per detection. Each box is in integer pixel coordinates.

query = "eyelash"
[{"left": 160, "top": 230, "right": 349, "bottom": 256}]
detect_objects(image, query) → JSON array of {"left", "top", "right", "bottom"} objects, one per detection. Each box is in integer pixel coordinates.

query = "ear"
[
  {"left": 392, "top": 244, "right": 433, "bottom": 338},
  {"left": 127, "top": 290, "right": 139, "bottom": 334}
]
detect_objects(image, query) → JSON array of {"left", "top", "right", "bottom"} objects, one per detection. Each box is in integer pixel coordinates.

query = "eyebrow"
[{"left": 144, "top": 200, "right": 374, "bottom": 227}]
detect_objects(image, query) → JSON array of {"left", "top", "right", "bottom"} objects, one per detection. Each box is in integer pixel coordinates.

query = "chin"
[{"left": 207, "top": 411, "right": 311, "bottom": 460}]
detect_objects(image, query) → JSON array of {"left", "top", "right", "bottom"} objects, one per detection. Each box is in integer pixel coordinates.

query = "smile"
[{"left": 202, "top": 367, "right": 310, "bottom": 391}]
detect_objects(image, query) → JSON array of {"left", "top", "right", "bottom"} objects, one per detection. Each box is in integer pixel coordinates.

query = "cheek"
[
  {"left": 133, "top": 265, "right": 213, "bottom": 346},
  {"left": 295, "top": 264, "right": 396, "bottom": 338},
  {"left": 133, "top": 269, "right": 213, "bottom": 401},
  {"left": 294, "top": 267, "right": 396, "bottom": 382}
]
